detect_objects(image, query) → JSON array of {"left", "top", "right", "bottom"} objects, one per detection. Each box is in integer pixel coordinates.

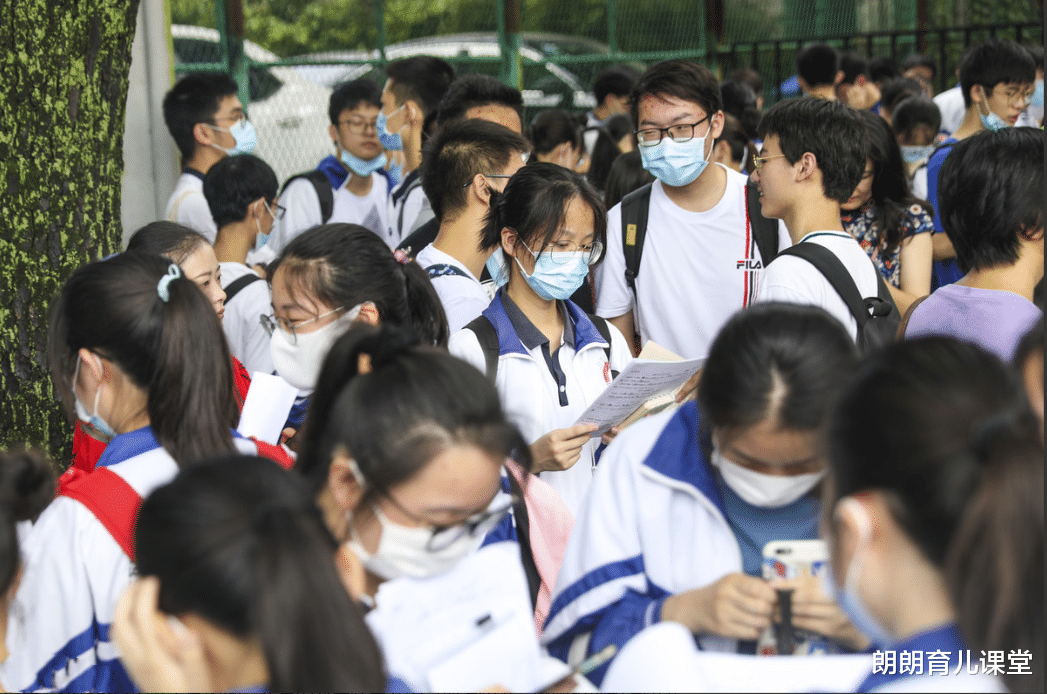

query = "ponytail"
[
  {"left": 135, "top": 456, "right": 386, "bottom": 692},
  {"left": 0, "top": 448, "right": 55, "bottom": 594}
]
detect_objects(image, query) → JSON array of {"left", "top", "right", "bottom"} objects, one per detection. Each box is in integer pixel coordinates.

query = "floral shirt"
[{"left": 841, "top": 201, "right": 934, "bottom": 288}]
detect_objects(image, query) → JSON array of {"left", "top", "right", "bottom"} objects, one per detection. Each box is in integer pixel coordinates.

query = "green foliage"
[{"left": 0, "top": 0, "right": 138, "bottom": 462}]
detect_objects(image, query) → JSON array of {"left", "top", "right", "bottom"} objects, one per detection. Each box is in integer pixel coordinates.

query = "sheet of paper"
[
  {"left": 574, "top": 357, "right": 704, "bottom": 436},
  {"left": 636, "top": 340, "right": 684, "bottom": 362},
  {"left": 603, "top": 622, "right": 873, "bottom": 693},
  {"left": 235, "top": 372, "right": 299, "bottom": 444},
  {"left": 365, "top": 541, "right": 554, "bottom": 692}
]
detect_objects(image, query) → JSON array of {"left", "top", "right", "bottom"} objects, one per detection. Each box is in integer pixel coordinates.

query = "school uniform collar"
[
  {"left": 95, "top": 426, "right": 161, "bottom": 468},
  {"left": 181, "top": 167, "right": 205, "bottom": 181},
  {"left": 481, "top": 289, "right": 607, "bottom": 357},
  {"left": 316, "top": 154, "right": 349, "bottom": 190},
  {"left": 391, "top": 169, "right": 420, "bottom": 206},
  {"left": 797, "top": 230, "right": 854, "bottom": 244},
  {"left": 857, "top": 622, "right": 966, "bottom": 692},
  {"left": 499, "top": 290, "right": 575, "bottom": 352},
  {"left": 638, "top": 401, "right": 726, "bottom": 517}
]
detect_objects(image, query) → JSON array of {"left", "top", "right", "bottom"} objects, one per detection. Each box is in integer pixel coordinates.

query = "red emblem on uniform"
[{"left": 603, "top": 361, "right": 611, "bottom": 383}]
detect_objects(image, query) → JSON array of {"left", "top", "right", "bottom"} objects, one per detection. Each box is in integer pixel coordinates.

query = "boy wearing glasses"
[
  {"left": 268, "top": 78, "right": 394, "bottom": 255},
  {"left": 920, "top": 38, "right": 1036, "bottom": 291},
  {"left": 594, "top": 59, "right": 790, "bottom": 361},
  {"left": 203, "top": 154, "right": 282, "bottom": 376},
  {"left": 163, "top": 72, "right": 251, "bottom": 243},
  {"left": 752, "top": 97, "right": 879, "bottom": 341}
]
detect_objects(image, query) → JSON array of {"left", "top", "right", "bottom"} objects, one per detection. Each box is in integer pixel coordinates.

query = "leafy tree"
[{"left": 0, "top": 0, "right": 139, "bottom": 459}]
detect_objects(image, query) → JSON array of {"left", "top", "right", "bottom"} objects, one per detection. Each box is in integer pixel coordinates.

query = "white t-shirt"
[
  {"left": 220, "top": 262, "right": 274, "bottom": 376},
  {"left": 415, "top": 244, "right": 494, "bottom": 334},
  {"left": 756, "top": 231, "right": 880, "bottom": 341},
  {"left": 165, "top": 171, "right": 218, "bottom": 243},
  {"left": 270, "top": 172, "right": 390, "bottom": 254},
  {"left": 594, "top": 166, "right": 791, "bottom": 360},
  {"left": 933, "top": 85, "right": 965, "bottom": 137}
]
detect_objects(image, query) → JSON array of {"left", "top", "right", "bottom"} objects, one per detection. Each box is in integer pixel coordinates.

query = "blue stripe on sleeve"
[{"left": 545, "top": 553, "right": 646, "bottom": 626}]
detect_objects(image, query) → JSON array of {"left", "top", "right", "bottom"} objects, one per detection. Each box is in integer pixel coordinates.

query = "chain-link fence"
[{"left": 170, "top": 0, "right": 1042, "bottom": 182}]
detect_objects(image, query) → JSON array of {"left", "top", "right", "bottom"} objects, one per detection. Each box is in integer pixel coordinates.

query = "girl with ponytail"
[
  {"left": 824, "top": 337, "right": 1043, "bottom": 692},
  {"left": 1, "top": 252, "right": 271, "bottom": 693},
  {"left": 113, "top": 456, "right": 386, "bottom": 692}
]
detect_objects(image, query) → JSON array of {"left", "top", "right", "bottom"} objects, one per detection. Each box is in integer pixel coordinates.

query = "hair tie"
[
  {"left": 156, "top": 264, "right": 182, "bottom": 303},
  {"left": 393, "top": 248, "right": 410, "bottom": 265}
]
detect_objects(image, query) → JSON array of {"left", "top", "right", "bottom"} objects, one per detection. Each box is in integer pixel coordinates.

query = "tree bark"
[{"left": 0, "top": 0, "right": 140, "bottom": 461}]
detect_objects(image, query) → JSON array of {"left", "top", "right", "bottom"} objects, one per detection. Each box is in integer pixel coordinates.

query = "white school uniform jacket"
[
  {"left": 449, "top": 292, "right": 633, "bottom": 517},
  {"left": 165, "top": 170, "right": 218, "bottom": 243},
  {"left": 0, "top": 428, "right": 269, "bottom": 692},
  {"left": 541, "top": 401, "right": 743, "bottom": 686}
]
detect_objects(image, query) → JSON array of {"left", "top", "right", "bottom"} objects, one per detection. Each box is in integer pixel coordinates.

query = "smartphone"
[{"left": 757, "top": 539, "right": 834, "bottom": 656}]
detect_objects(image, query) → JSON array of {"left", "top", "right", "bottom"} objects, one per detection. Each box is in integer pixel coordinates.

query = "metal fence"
[{"left": 170, "top": 0, "right": 1042, "bottom": 182}]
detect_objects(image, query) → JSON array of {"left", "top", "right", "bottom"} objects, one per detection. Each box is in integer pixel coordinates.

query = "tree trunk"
[{"left": 0, "top": 0, "right": 140, "bottom": 462}]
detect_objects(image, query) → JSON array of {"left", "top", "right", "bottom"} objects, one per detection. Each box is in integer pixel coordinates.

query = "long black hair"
[
  {"left": 49, "top": 252, "right": 237, "bottom": 465},
  {"left": 296, "top": 324, "right": 530, "bottom": 505},
  {"left": 135, "top": 455, "right": 386, "bottom": 691},
  {"left": 267, "top": 223, "right": 449, "bottom": 347},
  {"left": 0, "top": 449, "right": 55, "bottom": 596},
  {"left": 854, "top": 108, "right": 932, "bottom": 258}
]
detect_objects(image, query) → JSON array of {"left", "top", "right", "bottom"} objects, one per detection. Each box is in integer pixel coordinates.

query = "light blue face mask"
[
  {"left": 639, "top": 133, "right": 710, "bottom": 188},
  {"left": 977, "top": 101, "right": 1011, "bottom": 132},
  {"left": 73, "top": 357, "right": 118, "bottom": 442},
  {"left": 823, "top": 500, "right": 894, "bottom": 649},
  {"left": 900, "top": 144, "right": 935, "bottom": 164},
  {"left": 514, "top": 243, "right": 589, "bottom": 301},
  {"left": 376, "top": 104, "right": 406, "bottom": 151},
  {"left": 209, "top": 119, "right": 258, "bottom": 156},
  {"left": 485, "top": 250, "right": 510, "bottom": 287},
  {"left": 386, "top": 159, "right": 404, "bottom": 187},
  {"left": 1031, "top": 80, "right": 1044, "bottom": 108},
  {"left": 341, "top": 149, "right": 387, "bottom": 177}
]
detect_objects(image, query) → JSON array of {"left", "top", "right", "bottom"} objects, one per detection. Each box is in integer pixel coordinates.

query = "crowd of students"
[{"left": 0, "top": 36, "right": 1042, "bottom": 693}]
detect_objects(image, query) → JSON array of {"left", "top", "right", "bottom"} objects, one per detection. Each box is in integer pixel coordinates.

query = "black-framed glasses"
[
  {"left": 264, "top": 200, "right": 286, "bottom": 220},
  {"left": 462, "top": 173, "right": 513, "bottom": 188},
  {"left": 260, "top": 306, "right": 346, "bottom": 345},
  {"left": 381, "top": 491, "right": 516, "bottom": 551},
  {"left": 338, "top": 116, "right": 379, "bottom": 133},
  {"left": 635, "top": 114, "right": 711, "bottom": 147}
]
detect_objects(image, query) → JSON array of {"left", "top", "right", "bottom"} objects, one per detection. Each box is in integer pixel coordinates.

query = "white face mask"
[
  {"left": 269, "top": 304, "right": 363, "bottom": 392},
  {"left": 711, "top": 446, "right": 824, "bottom": 508},
  {"left": 346, "top": 504, "right": 481, "bottom": 581}
]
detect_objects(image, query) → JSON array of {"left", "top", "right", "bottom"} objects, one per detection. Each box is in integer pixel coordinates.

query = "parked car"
[{"left": 172, "top": 25, "right": 334, "bottom": 183}]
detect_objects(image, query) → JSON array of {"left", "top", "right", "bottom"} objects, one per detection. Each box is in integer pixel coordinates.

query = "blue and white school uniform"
[
  {"left": 0, "top": 428, "right": 272, "bottom": 692},
  {"left": 449, "top": 290, "right": 632, "bottom": 516},
  {"left": 542, "top": 401, "right": 823, "bottom": 685}
]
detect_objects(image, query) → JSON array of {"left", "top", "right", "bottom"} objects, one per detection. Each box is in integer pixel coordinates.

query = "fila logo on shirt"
[{"left": 736, "top": 259, "right": 763, "bottom": 270}]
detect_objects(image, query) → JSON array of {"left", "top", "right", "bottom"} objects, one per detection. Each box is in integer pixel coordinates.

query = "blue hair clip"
[{"left": 157, "top": 264, "right": 182, "bottom": 303}]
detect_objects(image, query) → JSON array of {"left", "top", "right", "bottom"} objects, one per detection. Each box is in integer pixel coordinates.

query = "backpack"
[
  {"left": 223, "top": 272, "right": 263, "bottom": 304},
  {"left": 280, "top": 170, "right": 334, "bottom": 224},
  {"left": 464, "top": 313, "right": 617, "bottom": 382},
  {"left": 621, "top": 177, "right": 780, "bottom": 294},
  {"left": 776, "top": 242, "right": 901, "bottom": 354}
]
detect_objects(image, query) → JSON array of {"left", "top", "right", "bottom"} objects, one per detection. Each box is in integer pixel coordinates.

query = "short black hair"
[
  {"left": 757, "top": 97, "right": 868, "bottom": 203},
  {"left": 420, "top": 118, "right": 530, "bottom": 221},
  {"left": 891, "top": 96, "right": 942, "bottom": 139},
  {"left": 328, "top": 78, "right": 382, "bottom": 126},
  {"left": 868, "top": 56, "right": 899, "bottom": 83},
  {"left": 727, "top": 67, "right": 763, "bottom": 97},
  {"left": 720, "top": 79, "right": 761, "bottom": 140},
  {"left": 126, "top": 221, "right": 209, "bottom": 265},
  {"left": 959, "top": 38, "right": 1036, "bottom": 108},
  {"left": 1025, "top": 44, "right": 1044, "bottom": 71},
  {"left": 593, "top": 65, "right": 639, "bottom": 104},
  {"left": 383, "top": 56, "right": 457, "bottom": 117},
  {"left": 796, "top": 43, "right": 840, "bottom": 88},
  {"left": 939, "top": 127, "right": 1044, "bottom": 274},
  {"left": 203, "top": 154, "right": 279, "bottom": 229},
  {"left": 881, "top": 77, "right": 924, "bottom": 113},
  {"left": 163, "top": 72, "right": 240, "bottom": 160},
  {"left": 901, "top": 53, "right": 936, "bottom": 80},
  {"left": 838, "top": 51, "right": 869, "bottom": 86},
  {"left": 630, "top": 59, "right": 722, "bottom": 129},
  {"left": 435, "top": 74, "right": 523, "bottom": 126},
  {"left": 526, "top": 109, "right": 581, "bottom": 155}
]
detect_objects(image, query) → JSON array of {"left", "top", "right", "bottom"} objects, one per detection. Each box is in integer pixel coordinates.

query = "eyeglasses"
[
  {"left": 211, "top": 113, "right": 248, "bottom": 129},
  {"left": 522, "top": 238, "right": 604, "bottom": 266},
  {"left": 381, "top": 491, "right": 516, "bottom": 551},
  {"left": 260, "top": 306, "right": 346, "bottom": 345},
  {"left": 752, "top": 153, "right": 787, "bottom": 171},
  {"left": 338, "top": 117, "right": 379, "bottom": 133},
  {"left": 635, "top": 114, "right": 711, "bottom": 147},
  {"left": 462, "top": 173, "right": 513, "bottom": 188},
  {"left": 997, "top": 85, "right": 1035, "bottom": 107},
  {"left": 264, "top": 200, "right": 286, "bottom": 221}
]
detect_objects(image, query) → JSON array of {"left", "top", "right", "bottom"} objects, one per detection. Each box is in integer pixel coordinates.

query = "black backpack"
[
  {"left": 776, "top": 242, "right": 900, "bottom": 354},
  {"left": 280, "top": 170, "right": 334, "bottom": 224},
  {"left": 620, "top": 177, "right": 780, "bottom": 294}
]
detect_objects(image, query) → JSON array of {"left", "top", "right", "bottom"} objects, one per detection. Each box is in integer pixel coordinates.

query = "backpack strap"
[
  {"left": 281, "top": 170, "right": 334, "bottom": 224},
  {"left": 588, "top": 313, "right": 619, "bottom": 378},
  {"left": 777, "top": 242, "right": 889, "bottom": 328},
  {"left": 396, "top": 176, "right": 425, "bottom": 233},
  {"left": 745, "top": 177, "right": 779, "bottom": 265},
  {"left": 620, "top": 182, "right": 653, "bottom": 294},
  {"left": 505, "top": 471, "right": 541, "bottom": 610},
  {"left": 59, "top": 468, "right": 142, "bottom": 560},
  {"left": 465, "top": 314, "right": 500, "bottom": 382},
  {"left": 896, "top": 293, "right": 932, "bottom": 340},
  {"left": 425, "top": 263, "right": 471, "bottom": 280},
  {"left": 223, "top": 273, "right": 263, "bottom": 303}
]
